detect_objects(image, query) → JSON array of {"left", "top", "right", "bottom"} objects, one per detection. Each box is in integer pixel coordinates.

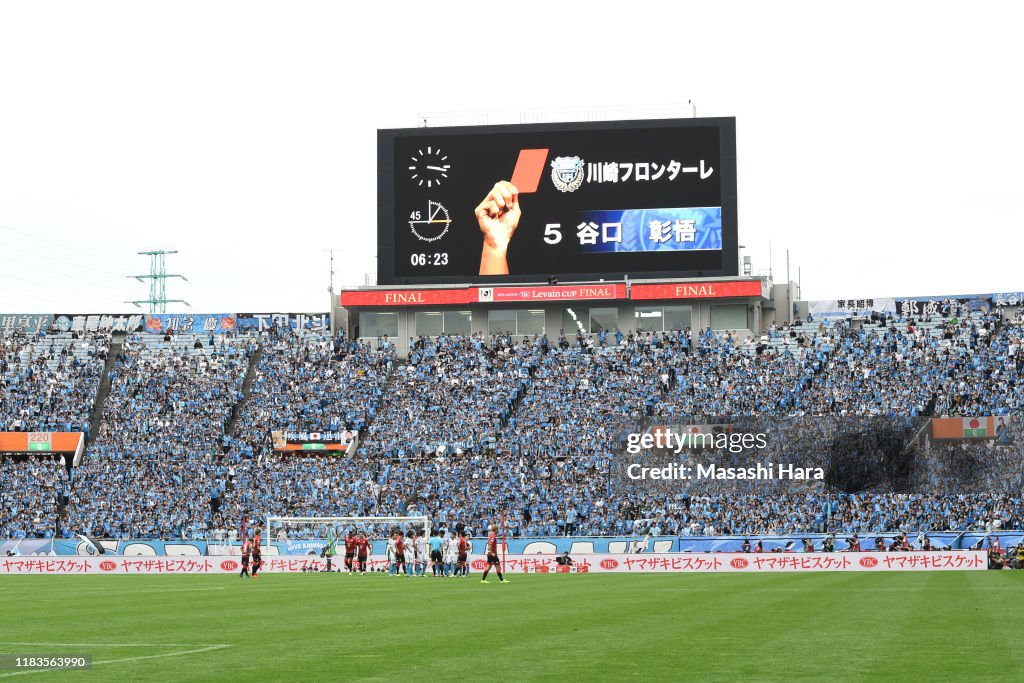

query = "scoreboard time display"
[{"left": 377, "top": 117, "right": 738, "bottom": 285}]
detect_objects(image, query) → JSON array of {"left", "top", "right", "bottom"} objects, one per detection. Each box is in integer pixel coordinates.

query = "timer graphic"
[
  {"left": 409, "top": 146, "right": 450, "bottom": 188},
  {"left": 409, "top": 200, "right": 451, "bottom": 243}
]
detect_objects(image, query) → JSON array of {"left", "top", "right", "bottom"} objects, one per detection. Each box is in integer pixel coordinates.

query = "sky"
[{"left": 0, "top": 1, "right": 1022, "bottom": 314}]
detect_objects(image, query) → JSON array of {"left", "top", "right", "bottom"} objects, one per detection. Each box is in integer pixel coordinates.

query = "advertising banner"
[
  {"left": 340, "top": 289, "right": 473, "bottom": 307},
  {"left": 143, "top": 314, "right": 237, "bottom": 334},
  {"left": 271, "top": 430, "right": 357, "bottom": 454},
  {"left": 0, "top": 551, "right": 987, "bottom": 574},
  {"left": 807, "top": 298, "right": 896, "bottom": 318},
  {"left": 47, "top": 536, "right": 681, "bottom": 557},
  {"left": 0, "top": 432, "right": 84, "bottom": 453},
  {"left": 50, "top": 539, "right": 213, "bottom": 556},
  {"left": 630, "top": 280, "right": 764, "bottom": 301},
  {"left": 527, "top": 551, "right": 988, "bottom": 573},
  {"left": 477, "top": 283, "right": 626, "bottom": 303},
  {"left": 0, "top": 313, "right": 52, "bottom": 334},
  {"left": 807, "top": 293, "right": 1007, "bottom": 319},
  {"left": 52, "top": 314, "right": 145, "bottom": 333},
  {"left": 993, "top": 292, "right": 1024, "bottom": 307},
  {"left": 237, "top": 313, "right": 330, "bottom": 332},
  {"left": 895, "top": 297, "right": 991, "bottom": 318}
]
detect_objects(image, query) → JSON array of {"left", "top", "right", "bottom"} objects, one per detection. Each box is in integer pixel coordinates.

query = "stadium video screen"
[{"left": 377, "top": 118, "right": 738, "bottom": 284}]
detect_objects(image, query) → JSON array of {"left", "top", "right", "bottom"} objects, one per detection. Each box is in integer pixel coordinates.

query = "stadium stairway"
[
  {"left": 376, "top": 353, "right": 397, "bottom": 403},
  {"left": 225, "top": 343, "right": 263, "bottom": 437},
  {"left": 357, "top": 356, "right": 399, "bottom": 446},
  {"left": 86, "top": 332, "right": 125, "bottom": 444},
  {"left": 498, "top": 357, "right": 541, "bottom": 431}
]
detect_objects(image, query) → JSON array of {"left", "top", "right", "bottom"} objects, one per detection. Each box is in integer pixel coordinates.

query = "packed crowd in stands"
[
  {"left": 0, "top": 456, "right": 69, "bottom": 539},
  {"left": 0, "top": 331, "right": 109, "bottom": 433},
  {"left": 230, "top": 328, "right": 394, "bottom": 460},
  {"left": 658, "top": 313, "right": 1022, "bottom": 417},
  {"left": 359, "top": 334, "right": 538, "bottom": 459},
  {"left": 63, "top": 332, "right": 252, "bottom": 539},
  {"left": 2, "top": 308, "right": 1024, "bottom": 540}
]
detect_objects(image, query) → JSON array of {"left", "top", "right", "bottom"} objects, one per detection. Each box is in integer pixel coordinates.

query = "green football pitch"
[{"left": 2, "top": 571, "right": 1023, "bottom": 682}]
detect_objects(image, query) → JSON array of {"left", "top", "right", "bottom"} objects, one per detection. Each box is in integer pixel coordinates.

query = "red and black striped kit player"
[
  {"left": 394, "top": 532, "right": 407, "bottom": 576},
  {"left": 251, "top": 533, "right": 264, "bottom": 577},
  {"left": 457, "top": 532, "right": 469, "bottom": 577},
  {"left": 344, "top": 530, "right": 357, "bottom": 573},
  {"left": 240, "top": 537, "right": 252, "bottom": 578},
  {"left": 355, "top": 532, "right": 370, "bottom": 574},
  {"left": 481, "top": 524, "right": 509, "bottom": 584}
]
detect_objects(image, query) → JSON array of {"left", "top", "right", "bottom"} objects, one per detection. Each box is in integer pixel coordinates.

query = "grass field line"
[
  {"left": 2, "top": 587, "right": 229, "bottom": 596},
  {"left": 160, "top": 585, "right": 473, "bottom": 592},
  {"left": 0, "top": 643, "right": 228, "bottom": 648},
  {"left": 81, "top": 586, "right": 227, "bottom": 594},
  {"left": 0, "top": 644, "right": 232, "bottom": 678},
  {"left": 641, "top": 586, "right": 822, "bottom": 592},
  {"left": 633, "top": 585, "right": 1021, "bottom": 591}
]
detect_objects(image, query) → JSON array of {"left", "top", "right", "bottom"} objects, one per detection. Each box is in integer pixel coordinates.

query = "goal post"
[{"left": 266, "top": 516, "right": 431, "bottom": 548}]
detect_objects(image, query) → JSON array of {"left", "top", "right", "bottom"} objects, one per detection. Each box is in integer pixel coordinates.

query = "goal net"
[{"left": 266, "top": 516, "right": 431, "bottom": 547}]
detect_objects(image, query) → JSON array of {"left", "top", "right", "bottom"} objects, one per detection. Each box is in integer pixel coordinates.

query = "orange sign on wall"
[
  {"left": 931, "top": 417, "right": 1010, "bottom": 440},
  {"left": 0, "top": 432, "right": 84, "bottom": 453}
]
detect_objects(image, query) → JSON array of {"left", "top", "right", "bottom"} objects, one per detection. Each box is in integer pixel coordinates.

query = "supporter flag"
[
  {"left": 931, "top": 417, "right": 1004, "bottom": 439},
  {"left": 327, "top": 528, "right": 337, "bottom": 555},
  {"left": 271, "top": 431, "right": 287, "bottom": 450},
  {"left": 76, "top": 533, "right": 105, "bottom": 555},
  {"left": 962, "top": 417, "right": 989, "bottom": 438}
]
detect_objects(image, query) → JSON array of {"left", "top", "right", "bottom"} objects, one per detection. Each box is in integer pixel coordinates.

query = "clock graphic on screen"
[
  {"left": 409, "top": 200, "right": 451, "bottom": 242},
  {"left": 409, "top": 146, "right": 450, "bottom": 188}
]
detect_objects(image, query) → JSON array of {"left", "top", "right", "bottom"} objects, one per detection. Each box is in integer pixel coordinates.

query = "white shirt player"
[
  {"left": 444, "top": 537, "right": 458, "bottom": 564},
  {"left": 404, "top": 535, "right": 416, "bottom": 560},
  {"left": 386, "top": 537, "right": 397, "bottom": 563},
  {"left": 416, "top": 535, "right": 428, "bottom": 563}
]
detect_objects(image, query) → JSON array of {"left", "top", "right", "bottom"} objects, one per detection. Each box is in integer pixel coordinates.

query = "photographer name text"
[{"left": 626, "top": 462, "right": 825, "bottom": 481}]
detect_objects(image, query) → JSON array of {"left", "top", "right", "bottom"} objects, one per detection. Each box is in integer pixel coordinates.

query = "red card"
[{"left": 510, "top": 148, "right": 549, "bottom": 193}]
